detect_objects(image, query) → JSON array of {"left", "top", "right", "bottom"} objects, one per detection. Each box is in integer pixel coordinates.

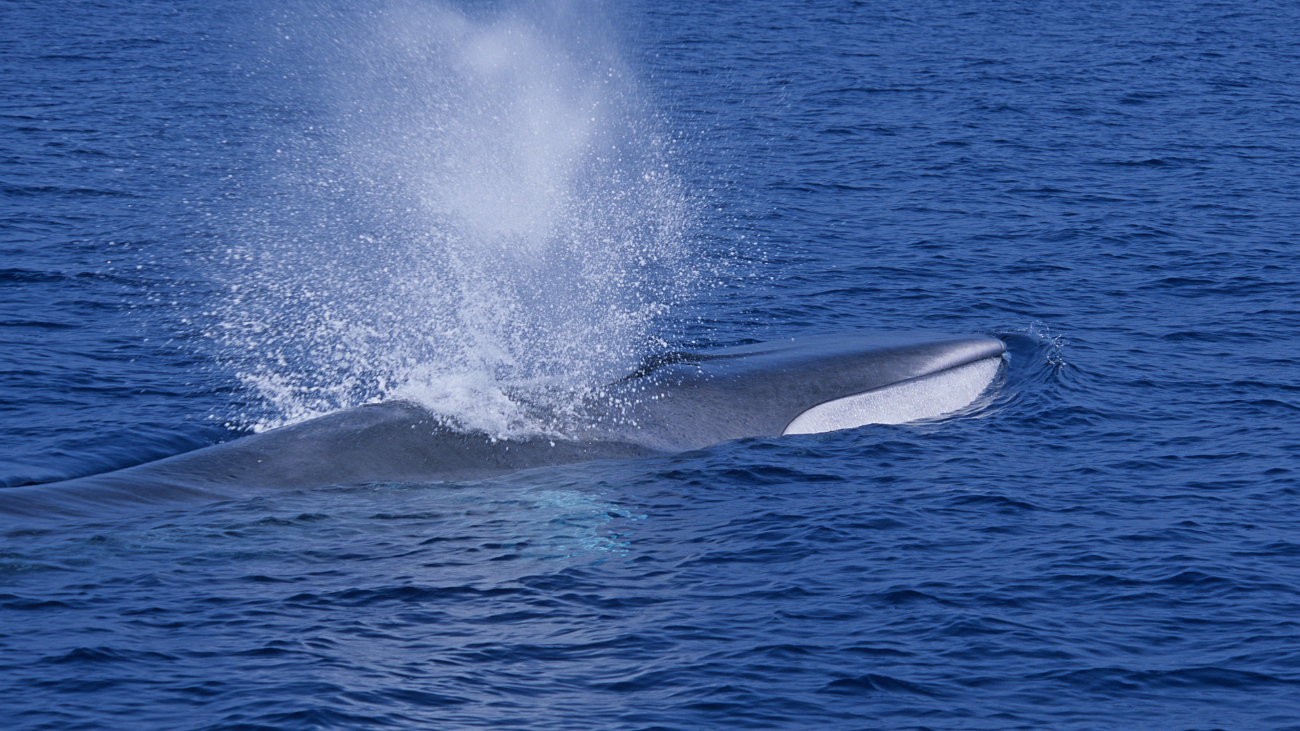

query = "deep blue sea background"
[{"left": 4, "top": 0, "right": 1300, "bottom": 729}]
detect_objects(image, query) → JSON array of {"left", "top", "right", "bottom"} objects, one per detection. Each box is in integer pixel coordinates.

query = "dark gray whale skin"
[
  {"left": 581, "top": 331, "right": 1005, "bottom": 452},
  {"left": 1, "top": 332, "right": 1005, "bottom": 518}
]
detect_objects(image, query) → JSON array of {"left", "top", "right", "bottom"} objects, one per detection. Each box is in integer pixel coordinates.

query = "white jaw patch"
[{"left": 783, "top": 356, "right": 1003, "bottom": 435}]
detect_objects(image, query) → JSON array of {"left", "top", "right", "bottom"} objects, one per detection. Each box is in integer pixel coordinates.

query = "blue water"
[{"left": 4, "top": 0, "right": 1300, "bottom": 728}]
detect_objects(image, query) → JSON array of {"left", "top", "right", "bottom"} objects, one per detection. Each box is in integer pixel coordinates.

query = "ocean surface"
[{"left": 4, "top": 0, "right": 1300, "bottom": 728}]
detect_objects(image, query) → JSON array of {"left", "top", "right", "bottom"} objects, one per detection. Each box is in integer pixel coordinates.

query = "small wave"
[
  {"left": 819, "top": 673, "right": 939, "bottom": 696},
  {"left": 0, "top": 182, "right": 141, "bottom": 198}
]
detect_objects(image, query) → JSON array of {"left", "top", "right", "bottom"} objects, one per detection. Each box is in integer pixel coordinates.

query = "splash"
[{"left": 211, "top": 1, "right": 694, "bottom": 436}]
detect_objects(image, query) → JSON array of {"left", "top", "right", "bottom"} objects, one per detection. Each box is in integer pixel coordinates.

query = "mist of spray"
[{"left": 211, "top": 1, "right": 694, "bottom": 436}]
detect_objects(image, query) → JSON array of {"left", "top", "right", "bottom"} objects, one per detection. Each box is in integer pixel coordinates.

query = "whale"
[{"left": 0, "top": 332, "right": 1005, "bottom": 518}]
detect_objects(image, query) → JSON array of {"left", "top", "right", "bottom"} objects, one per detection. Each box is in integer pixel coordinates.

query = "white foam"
[{"left": 783, "top": 357, "right": 1003, "bottom": 434}]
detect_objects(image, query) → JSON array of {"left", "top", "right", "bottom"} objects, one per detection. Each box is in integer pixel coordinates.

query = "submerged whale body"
[{"left": 1, "top": 332, "right": 1005, "bottom": 517}]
